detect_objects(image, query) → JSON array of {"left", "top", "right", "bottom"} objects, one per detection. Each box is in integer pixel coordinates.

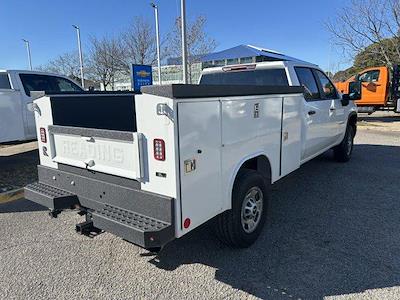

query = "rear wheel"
[
  {"left": 333, "top": 124, "right": 355, "bottom": 162},
  {"left": 215, "top": 169, "right": 269, "bottom": 248}
]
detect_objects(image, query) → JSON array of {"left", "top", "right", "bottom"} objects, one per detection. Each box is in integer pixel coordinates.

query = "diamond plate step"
[
  {"left": 24, "top": 182, "right": 79, "bottom": 210},
  {"left": 92, "top": 204, "right": 174, "bottom": 249}
]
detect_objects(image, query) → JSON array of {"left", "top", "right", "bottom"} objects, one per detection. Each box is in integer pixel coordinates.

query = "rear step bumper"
[
  {"left": 92, "top": 205, "right": 174, "bottom": 249},
  {"left": 24, "top": 166, "right": 175, "bottom": 249},
  {"left": 24, "top": 182, "right": 79, "bottom": 210}
]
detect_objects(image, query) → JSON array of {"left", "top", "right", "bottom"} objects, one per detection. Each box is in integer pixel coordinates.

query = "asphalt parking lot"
[{"left": 0, "top": 118, "right": 399, "bottom": 300}]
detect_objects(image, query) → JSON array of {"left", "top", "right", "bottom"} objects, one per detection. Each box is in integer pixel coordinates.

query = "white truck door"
[
  {"left": 178, "top": 100, "right": 222, "bottom": 232},
  {"left": 313, "top": 69, "right": 346, "bottom": 144},
  {"left": 303, "top": 99, "right": 337, "bottom": 157},
  {"left": 16, "top": 74, "right": 36, "bottom": 138},
  {"left": 295, "top": 67, "right": 337, "bottom": 160},
  {"left": 0, "top": 73, "right": 26, "bottom": 143}
]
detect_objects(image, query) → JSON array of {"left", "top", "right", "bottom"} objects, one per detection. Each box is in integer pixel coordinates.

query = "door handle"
[{"left": 308, "top": 110, "right": 316, "bottom": 115}]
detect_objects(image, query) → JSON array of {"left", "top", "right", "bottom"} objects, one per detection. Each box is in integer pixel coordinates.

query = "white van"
[{"left": 0, "top": 70, "right": 83, "bottom": 143}]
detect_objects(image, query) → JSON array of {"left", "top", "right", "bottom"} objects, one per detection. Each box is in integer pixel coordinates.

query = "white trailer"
[
  {"left": 25, "top": 60, "right": 359, "bottom": 250},
  {"left": 0, "top": 70, "right": 83, "bottom": 143}
]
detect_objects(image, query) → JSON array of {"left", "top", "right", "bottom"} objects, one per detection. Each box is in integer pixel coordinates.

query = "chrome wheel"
[{"left": 241, "top": 187, "right": 263, "bottom": 233}]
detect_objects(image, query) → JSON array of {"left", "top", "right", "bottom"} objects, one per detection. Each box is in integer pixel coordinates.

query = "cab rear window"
[
  {"left": 19, "top": 74, "right": 83, "bottom": 96},
  {"left": 200, "top": 69, "right": 289, "bottom": 86}
]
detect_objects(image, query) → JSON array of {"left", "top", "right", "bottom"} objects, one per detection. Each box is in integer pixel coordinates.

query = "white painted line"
[
  {"left": 0, "top": 188, "right": 24, "bottom": 204},
  {"left": 0, "top": 141, "right": 38, "bottom": 157}
]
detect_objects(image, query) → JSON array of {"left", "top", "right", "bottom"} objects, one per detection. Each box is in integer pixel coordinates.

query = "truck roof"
[{"left": 0, "top": 69, "right": 70, "bottom": 77}]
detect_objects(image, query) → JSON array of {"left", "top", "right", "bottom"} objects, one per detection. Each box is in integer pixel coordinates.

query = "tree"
[
  {"left": 120, "top": 16, "right": 158, "bottom": 75},
  {"left": 326, "top": 0, "right": 400, "bottom": 68},
  {"left": 39, "top": 51, "right": 81, "bottom": 81},
  {"left": 167, "top": 15, "right": 217, "bottom": 83},
  {"left": 86, "top": 36, "right": 125, "bottom": 90},
  {"left": 332, "top": 38, "right": 399, "bottom": 82}
]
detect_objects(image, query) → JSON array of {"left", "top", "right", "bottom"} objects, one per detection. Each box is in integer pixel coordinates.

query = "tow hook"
[{"left": 49, "top": 209, "right": 61, "bottom": 218}]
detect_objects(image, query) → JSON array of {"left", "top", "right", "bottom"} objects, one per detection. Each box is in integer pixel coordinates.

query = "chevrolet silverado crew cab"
[
  {"left": 24, "top": 57, "right": 359, "bottom": 251},
  {"left": 0, "top": 70, "right": 83, "bottom": 143}
]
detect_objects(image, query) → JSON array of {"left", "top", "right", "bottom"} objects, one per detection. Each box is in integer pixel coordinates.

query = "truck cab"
[{"left": 0, "top": 70, "right": 83, "bottom": 143}]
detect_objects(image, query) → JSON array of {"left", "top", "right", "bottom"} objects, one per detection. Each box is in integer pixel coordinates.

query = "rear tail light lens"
[
  {"left": 40, "top": 127, "right": 47, "bottom": 143},
  {"left": 153, "top": 139, "right": 165, "bottom": 161}
]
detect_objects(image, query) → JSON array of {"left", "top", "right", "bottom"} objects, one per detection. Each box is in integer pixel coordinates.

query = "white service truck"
[
  {"left": 0, "top": 70, "right": 83, "bottom": 143},
  {"left": 25, "top": 59, "right": 360, "bottom": 250}
]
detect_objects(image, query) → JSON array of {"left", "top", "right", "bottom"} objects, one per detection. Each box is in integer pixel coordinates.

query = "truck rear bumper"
[{"left": 24, "top": 166, "right": 175, "bottom": 249}]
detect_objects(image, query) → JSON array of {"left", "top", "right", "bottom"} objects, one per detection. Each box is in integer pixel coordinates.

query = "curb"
[{"left": 0, "top": 188, "right": 25, "bottom": 204}]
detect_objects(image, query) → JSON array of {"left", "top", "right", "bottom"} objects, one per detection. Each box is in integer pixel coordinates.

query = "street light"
[
  {"left": 151, "top": 3, "right": 162, "bottom": 85},
  {"left": 22, "top": 39, "right": 32, "bottom": 70},
  {"left": 72, "top": 25, "right": 85, "bottom": 89},
  {"left": 180, "top": 0, "right": 188, "bottom": 84}
]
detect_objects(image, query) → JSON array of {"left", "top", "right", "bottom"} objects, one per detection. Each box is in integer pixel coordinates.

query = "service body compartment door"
[
  {"left": 178, "top": 101, "right": 222, "bottom": 232},
  {"left": 280, "top": 95, "right": 302, "bottom": 177},
  {"left": 49, "top": 126, "right": 143, "bottom": 180}
]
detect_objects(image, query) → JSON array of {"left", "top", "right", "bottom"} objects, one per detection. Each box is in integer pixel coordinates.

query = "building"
[{"left": 105, "top": 45, "right": 307, "bottom": 90}]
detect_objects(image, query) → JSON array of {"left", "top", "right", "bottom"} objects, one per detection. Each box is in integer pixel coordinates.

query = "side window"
[
  {"left": 315, "top": 70, "right": 338, "bottom": 99},
  {"left": 20, "top": 74, "right": 83, "bottom": 96},
  {"left": 53, "top": 77, "right": 82, "bottom": 92},
  {"left": 359, "top": 70, "right": 380, "bottom": 82},
  {"left": 294, "top": 67, "right": 320, "bottom": 100},
  {"left": 0, "top": 74, "right": 11, "bottom": 89},
  {"left": 20, "top": 74, "right": 53, "bottom": 96}
]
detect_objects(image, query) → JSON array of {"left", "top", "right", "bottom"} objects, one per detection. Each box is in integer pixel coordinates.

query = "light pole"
[
  {"left": 151, "top": 3, "right": 162, "bottom": 85},
  {"left": 22, "top": 39, "right": 32, "bottom": 70},
  {"left": 72, "top": 25, "right": 85, "bottom": 89},
  {"left": 180, "top": 0, "right": 188, "bottom": 84}
]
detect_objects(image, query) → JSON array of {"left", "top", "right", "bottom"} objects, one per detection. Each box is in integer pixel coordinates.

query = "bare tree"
[
  {"left": 87, "top": 36, "right": 125, "bottom": 90},
  {"left": 39, "top": 52, "right": 81, "bottom": 81},
  {"left": 167, "top": 15, "right": 217, "bottom": 83},
  {"left": 326, "top": 0, "right": 400, "bottom": 68},
  {"left": 119, "top": 16, "right": 158, "bottom": 75}
]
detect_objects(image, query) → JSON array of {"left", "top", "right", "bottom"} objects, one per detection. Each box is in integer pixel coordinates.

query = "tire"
[
  {"left": 215, "top": 169, "right": 269, "bottom": 248},
  {"left": 333, "top": 124, "right": 355, "bottom": 162}
]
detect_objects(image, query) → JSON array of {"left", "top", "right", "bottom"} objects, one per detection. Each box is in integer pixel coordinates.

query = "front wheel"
[
  {"left": 215, "top": 169, "right": 269, "bottom": 248},
  {"left": 333, "top": 124, "right": 355, "bottom": 162}
]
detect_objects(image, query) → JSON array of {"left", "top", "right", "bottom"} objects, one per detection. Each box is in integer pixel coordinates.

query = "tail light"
[
  {"left": 153, "top": 139, "right": 165, "bottom": 161},
  {"left": 40, "top": 127, "right": 47, "bottom": 143}
]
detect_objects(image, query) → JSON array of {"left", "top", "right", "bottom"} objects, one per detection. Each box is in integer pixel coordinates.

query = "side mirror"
[
  {"left": 341, "top": 91, "right": 361, "bottom": 106},
  {"left": 341, "top": 80, "right": 362, "bottom": 106}
]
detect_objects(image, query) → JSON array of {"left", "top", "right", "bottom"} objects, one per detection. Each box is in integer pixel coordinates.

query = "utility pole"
[
  {"left": 22, "top": 39, "right": 32, "bottom": 70},
  {"left": 73, "top": 25, "right": 85, "bottom": 89},
  {"left": 151, "top": 3, "right": 162, "bottom": 85},
  {"left": 180, "top": 0, "right": 188, "bottom": 84}
]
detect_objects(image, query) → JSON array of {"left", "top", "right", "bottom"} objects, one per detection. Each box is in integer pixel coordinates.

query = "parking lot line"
[
  {"left": 0, "top": 188, "right": 24, "bottom": 204},
  {"left": 0, "top": 141, "right": 38, "bottom": 157}
]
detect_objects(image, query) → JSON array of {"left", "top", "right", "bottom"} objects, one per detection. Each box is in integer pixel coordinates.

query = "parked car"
[
  {"left": 25, "top": 58, "right": 360, "bottom": 251},
  {"left": 0, "top": 70, "right": 83, "bottom": 143}
]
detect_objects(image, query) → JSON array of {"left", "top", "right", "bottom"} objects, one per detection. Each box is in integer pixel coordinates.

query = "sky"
[{"left": 0, "top": 0, "right": 350, "bottom": 72}]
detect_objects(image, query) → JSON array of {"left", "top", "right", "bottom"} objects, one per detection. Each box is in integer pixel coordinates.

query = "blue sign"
[{"left": 131, "top": 64, "right": 153, "bottom": 92}]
